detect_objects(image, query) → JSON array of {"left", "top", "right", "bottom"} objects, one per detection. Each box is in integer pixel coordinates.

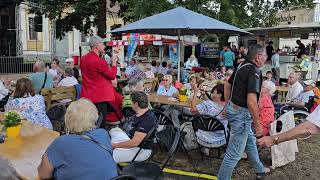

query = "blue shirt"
[
  {"left": 29, "top": 72, "right": 54, "bottom": 94},
  {"left": 156, "top": 85, "right": 178, "bottom": 96},
  {"left": 46, "top": 129, "right": 118, "bottom": 180},
  {"left": 223, "top": 50, "right": 235, "bottom": 67}
]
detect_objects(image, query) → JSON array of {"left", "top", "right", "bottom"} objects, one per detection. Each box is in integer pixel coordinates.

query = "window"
[{"left": 28, "top": 17, "right": 38, "bottom": 40}]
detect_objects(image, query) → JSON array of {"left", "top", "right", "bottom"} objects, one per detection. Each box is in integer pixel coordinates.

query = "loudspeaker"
[{"left": 34, "top": 15, "right": 42, "bottom": 32}]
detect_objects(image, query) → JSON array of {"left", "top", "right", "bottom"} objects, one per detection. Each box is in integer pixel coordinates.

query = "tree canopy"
[{"left": 29, "top": 0, "right": 316, "bottom": 39}]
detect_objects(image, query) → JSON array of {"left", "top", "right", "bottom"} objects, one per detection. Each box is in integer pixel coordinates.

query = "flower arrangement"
[
  {"left": 179, "top": 86, "right": 188, "bottom": 96},
  {"left": 1, "top": 111, "right": 22, "bottom": 138},
  {"left": 1, "top": 111, "right": 22, "bottom": 128}
]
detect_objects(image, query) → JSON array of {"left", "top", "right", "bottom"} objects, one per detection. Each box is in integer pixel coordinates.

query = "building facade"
[{"left": 14, "top": 0, "right": 123, "bottom": 62}]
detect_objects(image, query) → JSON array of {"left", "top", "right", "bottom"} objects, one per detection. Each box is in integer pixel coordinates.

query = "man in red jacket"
[{"left": 80, "top": 35, "right": 118, "bottom": 127}]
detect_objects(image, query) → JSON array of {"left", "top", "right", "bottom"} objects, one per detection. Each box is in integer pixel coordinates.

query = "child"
[
  {"left": 258, "top": 80, "right": 276, "bottom": 136},
  {"left": 266, "top": 71, "right": 276, "bottom": 84}
]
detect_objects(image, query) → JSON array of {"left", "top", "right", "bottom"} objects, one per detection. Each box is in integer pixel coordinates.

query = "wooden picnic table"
[
  {"left": 276, "top": 86, "right": 289, "bottom": 103},
  {"left": 0, "top": 114, "right": 59, "bottom": 180},
  {"left": 276, "top": 86, "right": 288, "bottom": 92},
  {"left": 147, "top": 93, "right": 202, "bottom": 108}
]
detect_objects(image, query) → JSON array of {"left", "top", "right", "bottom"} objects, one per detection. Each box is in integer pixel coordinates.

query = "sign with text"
[{"left": 276, "top": 8, "right": 315, "bottom": 25}]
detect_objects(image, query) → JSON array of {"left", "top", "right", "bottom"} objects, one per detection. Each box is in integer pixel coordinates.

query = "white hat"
[
  {"left": 65, "top": 58, "right": 73, "bottom": 63},
  {"left": 304, "top": 80, "right": 316, "bottom": 87}
]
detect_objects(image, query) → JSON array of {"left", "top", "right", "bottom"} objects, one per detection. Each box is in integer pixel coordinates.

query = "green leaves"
[{"left": 0, "top": 111, "right": 22, "bottom": 128}]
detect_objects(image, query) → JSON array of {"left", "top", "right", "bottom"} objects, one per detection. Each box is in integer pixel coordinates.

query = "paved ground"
[{"left": 158, "top": 134, "right": 320, "bottom": 180}]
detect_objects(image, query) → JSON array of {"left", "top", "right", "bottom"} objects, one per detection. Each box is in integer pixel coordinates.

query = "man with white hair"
[
  {"left": 185, "top": 55, "right": 199, "bottom": 70},
  {"left": 58, "top": 68, "right": 78, "bottom": 87},
  {"left": 80, "top": 35, "right": 119, "bottom": 128},
  {"left": 286, "top": 72, "right": 303, "bottom": 103},
  {"left": 0, "top": 156, "right": 22, "bottom": 180},
  {"left": 29, "top": 60, "right": 54, "bottom": 94},
  {"left": 65, "top": 58, "right": 80, "bottom": 81}
]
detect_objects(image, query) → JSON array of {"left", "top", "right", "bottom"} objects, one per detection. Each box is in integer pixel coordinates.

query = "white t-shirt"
[
  {"left": 58, "top": 76, "right": 78, "bottom": 87},
  {"left": 48, "top": 69, "right": 58, "bottom": 78},
  {"left": 306, "top": 106, "right": 320, "bottom": 128},
  {"left": 286, "top": 82, "right": 304, "bottom": 103}
]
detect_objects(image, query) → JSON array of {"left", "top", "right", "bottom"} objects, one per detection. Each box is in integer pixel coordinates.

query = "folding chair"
[
  {"left": 192, "top": 114, "right": 229, "bottom": 158},
  {"left": 152, "top": 109, "right": 194, "bottom": 168},
  {"left": 122, "top": 107, "right": 136, "bottom": 120},
  {"left": 121, "top": 126, "right": 180, "bottom": 180}
]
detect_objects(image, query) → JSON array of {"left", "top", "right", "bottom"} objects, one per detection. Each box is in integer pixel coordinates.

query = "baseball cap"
[
  {"left": 304, "top": 80, "right": 316, "bottom": 87},
  {"left": 88, "top": 36, "right": 106, "bottom": 48},
  {"left": 65, "top": 58, "right": 73, "bottom": 63}
]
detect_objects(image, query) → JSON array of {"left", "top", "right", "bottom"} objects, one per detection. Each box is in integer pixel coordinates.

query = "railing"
[{"left": 0, "top": 57, "right": 51, "bottom": 74}]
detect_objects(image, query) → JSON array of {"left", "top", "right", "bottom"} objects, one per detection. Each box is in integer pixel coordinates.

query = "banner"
[{"left": 127, "top": 33, "right": 140, "bottom": 62}]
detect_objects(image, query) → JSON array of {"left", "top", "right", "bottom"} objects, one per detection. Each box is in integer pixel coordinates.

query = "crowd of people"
[{"left": 1, "top": 35, "right": 320, "bottom": 180}]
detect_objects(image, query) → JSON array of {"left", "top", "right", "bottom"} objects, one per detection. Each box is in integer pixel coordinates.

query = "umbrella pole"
[{"left": 177, "top": 29, "right": 181, "bottom": 82}]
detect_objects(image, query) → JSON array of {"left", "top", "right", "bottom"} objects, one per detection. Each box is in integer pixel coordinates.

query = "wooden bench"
[{"left": 41, "top": 86, "right": 77, "bottom": 110}]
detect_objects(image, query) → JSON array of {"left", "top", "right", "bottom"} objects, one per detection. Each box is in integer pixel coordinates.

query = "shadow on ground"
[{"left": 156, "top": 135, "right": 320, "bottom": 180}]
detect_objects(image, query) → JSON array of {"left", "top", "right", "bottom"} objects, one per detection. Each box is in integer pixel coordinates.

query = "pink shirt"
[{"left": 258, "top": 95, "right": 275, "bottom": 136}]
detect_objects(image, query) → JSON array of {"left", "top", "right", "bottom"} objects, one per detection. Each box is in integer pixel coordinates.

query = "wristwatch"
[{"left": 273, "top": 136, "right": 280, "bottom": 145}]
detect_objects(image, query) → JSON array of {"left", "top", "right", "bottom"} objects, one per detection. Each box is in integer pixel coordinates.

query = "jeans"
[{"left": 218, "top": 102, "right": 265, "bottom": 180}]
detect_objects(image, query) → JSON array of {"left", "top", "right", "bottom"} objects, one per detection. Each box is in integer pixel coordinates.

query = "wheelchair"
[{"left": 279, "top": 96, "right": 316, "bottom": 126}]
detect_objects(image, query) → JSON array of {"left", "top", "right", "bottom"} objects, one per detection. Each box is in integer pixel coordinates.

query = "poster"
[
  {"left": 169, "top": 44, "right": 178, "bottom": 66},
  {"left": 127, "top": 33, "right": 140, "bottom": 62},
  {"left": 200, "top": 43, "right": 219, "bottom": 58}
]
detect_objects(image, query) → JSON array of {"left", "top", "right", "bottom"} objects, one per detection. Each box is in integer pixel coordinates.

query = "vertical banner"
[
  {"left": 127, "top": 33, "right": 139, "bottom": 62},
  {"left": 169, "top": 43, "right": 178, "bottom": 66}
]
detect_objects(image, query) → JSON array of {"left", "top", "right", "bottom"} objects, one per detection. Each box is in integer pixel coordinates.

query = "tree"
[
  {"left": 29, "top": 0, "right": 107, "bottom": 39},
  {"left": 117, "top": 0, "right": 173, "bottom": 23},
  {"left": 279, "top": 0, "right": 314, "bottom": 9}
]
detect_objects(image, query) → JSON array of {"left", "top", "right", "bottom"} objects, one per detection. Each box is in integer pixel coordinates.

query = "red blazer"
[{"left": 80, "top": 51, "right": 117, "bottom": 103}]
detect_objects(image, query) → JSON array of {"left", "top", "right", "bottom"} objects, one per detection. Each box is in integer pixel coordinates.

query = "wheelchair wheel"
[{"left": 293, "top": 111, "right": 309, "bottom": 126}]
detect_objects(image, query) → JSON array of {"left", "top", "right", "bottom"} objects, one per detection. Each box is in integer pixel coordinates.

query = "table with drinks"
[{"left": 147, "top": 93, "right": 202, "bottom": 107}]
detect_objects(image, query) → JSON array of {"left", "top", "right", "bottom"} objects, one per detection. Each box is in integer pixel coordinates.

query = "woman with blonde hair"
[
  {"left": 5, "top": 78, "right": 52, "bottom": 129},
  {"left": 156, "top": 74, "right": 178, "bottom": 96},
  {"left": 38, "top": 98, "right": 117, "bottom": 180}
]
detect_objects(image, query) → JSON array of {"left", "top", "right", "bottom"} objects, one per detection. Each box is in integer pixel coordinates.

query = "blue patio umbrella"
[{"left": 112, "top": 6, "right": 250, "bottom": 81}]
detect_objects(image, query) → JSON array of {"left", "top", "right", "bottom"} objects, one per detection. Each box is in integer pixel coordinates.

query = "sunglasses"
[{"left": 163, "top": 79, "right": 169, "bottom": 81}]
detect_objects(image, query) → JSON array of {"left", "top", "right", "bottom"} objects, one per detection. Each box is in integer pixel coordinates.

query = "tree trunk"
[{"left": 97, "top": 0, "right": 107, "bottom": 38}]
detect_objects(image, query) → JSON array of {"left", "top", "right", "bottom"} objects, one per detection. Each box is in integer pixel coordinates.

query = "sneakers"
[{"left": 256, "top": 167, "right": 271, "bottom": 180}]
